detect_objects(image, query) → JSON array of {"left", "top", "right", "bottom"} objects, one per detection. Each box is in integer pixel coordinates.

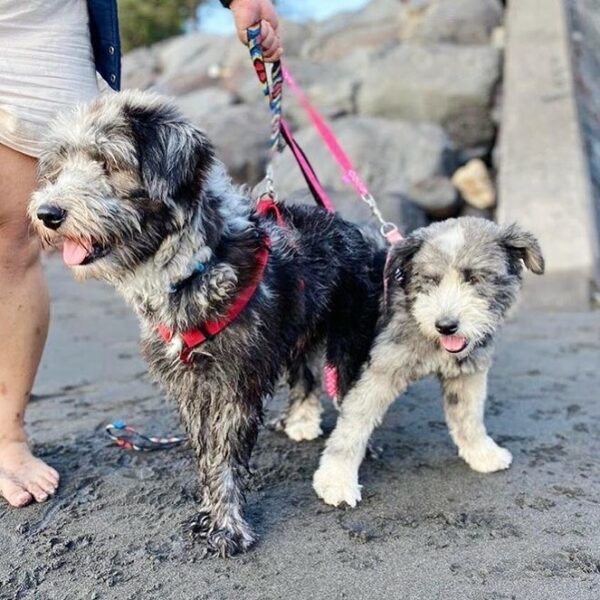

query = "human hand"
[{"left": 229, "top": 0, "right": 283, "bottom": 62}]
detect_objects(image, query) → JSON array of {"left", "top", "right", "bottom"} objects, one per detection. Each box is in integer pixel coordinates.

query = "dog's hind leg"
[
  {"left": 187, "top": 399, "right": 261, "bottom": 557},
  {"left": 440, "top": 369, "right": 512, "bottom": 473},
  {"left": 271, "top": 359, "right": 323, "bottom": 442}
]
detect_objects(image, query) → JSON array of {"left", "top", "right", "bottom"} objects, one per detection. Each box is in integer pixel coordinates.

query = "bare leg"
[
  {"left": 0, "top": 144, "right": 58, "bottom": 507},
  {"left": 441, "top": 370, "right": 512, "bottom": 473},
  {"left": 313, "top": 349, "right": 404, "bottom": 507}
]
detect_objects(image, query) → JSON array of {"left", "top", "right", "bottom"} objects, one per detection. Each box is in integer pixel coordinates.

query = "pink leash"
[{"left": 282, "top": 66, "right": 403, "bottom": 247}]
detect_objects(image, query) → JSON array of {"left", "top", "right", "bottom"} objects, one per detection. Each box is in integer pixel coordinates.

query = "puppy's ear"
[
  {"left": 127, "top": 103, "right": 215, "bottom": 205},
  {"left": 383, "top": 235, "right": 423, "bottom": 305},
  {"left": 500, "top": 223, "right": 545, "bottom": 275}
]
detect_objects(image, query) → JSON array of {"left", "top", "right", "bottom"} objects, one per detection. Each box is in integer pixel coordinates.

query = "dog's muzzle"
[{"left": 37, "top": 204, "right": 67, "bottom": 230}]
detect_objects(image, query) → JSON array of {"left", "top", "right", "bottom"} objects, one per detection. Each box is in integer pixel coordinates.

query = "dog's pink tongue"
[
  {"left": 62, "top": 239, "right": 91, "bottom": 266},
  {"left": 441, "top": 335, "right": 467, "bottom": 352}
]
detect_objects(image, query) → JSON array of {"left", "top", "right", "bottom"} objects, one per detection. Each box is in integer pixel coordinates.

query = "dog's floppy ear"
[
  {"left": 126, "top": 103, "right": 215, "bottom": 205},
  {"left": 500, "top": 223, "right": 545, "bottom": 275},
  {"left": 383, "top": 234, "right": 423, "bottom": 305}
]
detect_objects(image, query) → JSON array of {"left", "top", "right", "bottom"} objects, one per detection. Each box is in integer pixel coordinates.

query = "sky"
[{"left": 197, "top": 0, "right": 370, "bottom": 34}]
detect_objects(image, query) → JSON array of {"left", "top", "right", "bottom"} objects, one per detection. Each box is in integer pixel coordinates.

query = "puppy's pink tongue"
[
  {"left": 62, "top": 239, "right": 91, "bottom": 266},
  {"left": 441, "top": 335, "right": 467, "bottom": 352}
]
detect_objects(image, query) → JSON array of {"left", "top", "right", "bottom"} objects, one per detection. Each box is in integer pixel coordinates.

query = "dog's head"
[
  {"left": 385, "top": 217, "right": 544, "bottom": 355},
  {"left": 29, "top": 90, "right": 215, "bottom": 281}
]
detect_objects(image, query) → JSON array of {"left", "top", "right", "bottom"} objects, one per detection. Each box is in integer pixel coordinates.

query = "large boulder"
[
  {"left": 121, "top": 46, "right": 159, "bottom": 90},
  {"left": 301, "top": 0, "right": 406, "bottom": 62},
  {"left": 174, "top": 88, "right": 235, "bottom": 125},
  {"left": 152, "top": 32, "right": 251, "bottom": 96},
  {"left": 356, "top": 43, "right": 501, "bottom": 148},
  {"left": 271, "top": 116, "right": 454, "bottom": 201},
  {"left": 401, "top": 0, "right": 504, "bottom": 45},
  {"left": 201, "top": 103, "right": 271, "bottom": 185}
]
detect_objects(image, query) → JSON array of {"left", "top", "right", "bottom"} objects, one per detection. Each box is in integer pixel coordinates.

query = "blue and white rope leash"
[{"left": 105, "top": 420, "right": 187, "bottom": 452}]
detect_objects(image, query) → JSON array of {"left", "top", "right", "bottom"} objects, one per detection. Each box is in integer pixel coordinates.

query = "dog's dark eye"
[{"left": 463, "top": 269, "right": 482, "bottom": 285}]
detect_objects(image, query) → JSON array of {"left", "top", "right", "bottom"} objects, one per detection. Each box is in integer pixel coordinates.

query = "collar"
[{"left": 157, "top": 236, "right": 272, "bottom": 363}]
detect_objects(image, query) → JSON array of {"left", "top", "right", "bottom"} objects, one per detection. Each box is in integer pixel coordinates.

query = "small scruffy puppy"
[
  {"left": 313, "top": 217, "right": 544, "bottom": 508},
  {"left": 29, "top": 90, "right": 382, "bottom": 556}
]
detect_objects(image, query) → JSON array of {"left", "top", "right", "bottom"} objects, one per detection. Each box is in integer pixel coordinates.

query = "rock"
[
  {"left": 279, "top": 19, "right": 316, "bottom": 58},
  {"left": 407, "top": 176, "right": 461, "bottom": 218},
  {"left": 302, "top": 21, "right": 401, "bottom": 62},
  {"left": 272, "top": 116, "right": 454, "bottom": 200},
  {"left": 121, "top": 46, "right": 159, "bottom": 90},
  {"left": 301, "top": 0, "right": 406, "bottom": 62},
  {"left": 402, "top": 0, "right": 504, "bottom": 45},
  {"left": 202, "top": 104, "right": 271, "bottom": 185},
  {"left": 235, "top": 59, "right": 359, "bottom": 123},
  {"left": 174, "top": 88, "right": 235, "bottom": 124},
  {"left": 155, "top": 33, "right": 251, "bottom": 95},
  {"left": 451, "top": 158, "right": 496, "bottom": 209},
  {"left": 357, "top": 43, "right": 501, "bottom": 148}
]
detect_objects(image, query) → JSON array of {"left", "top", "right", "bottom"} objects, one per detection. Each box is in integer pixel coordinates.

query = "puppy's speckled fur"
[
  {"left": 29, "top": 91, "right": 383, "bottom": 556},
  {"left": 313, "top": 217, "right": 544, "bottom": 508}
]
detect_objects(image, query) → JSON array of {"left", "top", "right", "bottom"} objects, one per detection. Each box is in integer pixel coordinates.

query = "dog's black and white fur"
[
  {"left": 313, "top": 217, "right": 544, "bottom": 508},
  {"left": 29, "top": 91, "right": 382, "bottom": 556}
]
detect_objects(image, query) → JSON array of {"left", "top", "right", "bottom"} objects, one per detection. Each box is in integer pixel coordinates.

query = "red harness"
[{"left": 157, "top": 230, "right": 272, "bottom": 364}]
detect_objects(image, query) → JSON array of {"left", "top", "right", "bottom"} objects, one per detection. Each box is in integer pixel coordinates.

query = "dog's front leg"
[
  {"left": 187, "top": 401, "right": 260, "bottom": 557},
  {"left": 313, "top": 354, "right": 405, "bottom": 508},
  {"left": 440, "top": 370, "right": 512, "bottom": 473}
]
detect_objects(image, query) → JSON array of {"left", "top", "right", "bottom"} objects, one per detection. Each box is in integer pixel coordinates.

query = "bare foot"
[{"left": 0, "top": 439, "right": 59, "bottom": 507}]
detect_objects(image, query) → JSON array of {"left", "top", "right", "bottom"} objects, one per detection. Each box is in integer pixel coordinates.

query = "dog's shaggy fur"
[
  {"left": 29, "top": 90, "right": 382, "bottom": 556},
  {"left": 313, "top": 217, "right": 544, "bottom": 508}
]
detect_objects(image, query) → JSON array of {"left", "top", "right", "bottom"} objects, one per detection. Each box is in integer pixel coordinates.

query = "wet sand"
[{"left": 1, "top": 257, "right": 599, "bottom": 599}]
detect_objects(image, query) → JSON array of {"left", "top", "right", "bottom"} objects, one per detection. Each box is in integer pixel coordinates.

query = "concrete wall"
[{"left": 498, "top": 0, "right": 599, "bottom": 309}]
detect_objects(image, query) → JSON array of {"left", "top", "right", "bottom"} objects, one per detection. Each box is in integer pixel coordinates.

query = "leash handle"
[
  {"left": 247, "top": 24, "right": 285, "bottom": 155},
  {"left": 106, "top": 420, "right": 187, "bottom": 452}
]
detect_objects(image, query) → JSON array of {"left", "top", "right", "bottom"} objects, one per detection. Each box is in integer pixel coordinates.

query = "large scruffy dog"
[
  {"left": 29, "top": 91, "right": 382, "bottom": 556},
  {"left": 313, "top": 217, "right": 544, "bottom": 508}
]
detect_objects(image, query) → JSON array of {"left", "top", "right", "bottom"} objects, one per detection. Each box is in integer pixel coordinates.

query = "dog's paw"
[
  {"left": 205, "top": 522, "right": 257, "bottom": 558},
  {"left": 460, "top": 438, "right": 512, "bottom": 473},
  {"left": 282, "top": 396, "right": 323, "bottom": 442},
  {"left": 313, "top": 462, "right": 362, "bottom": 508},
  {"left": 284, "top": 417, "right": 322, "bottom": 442}
]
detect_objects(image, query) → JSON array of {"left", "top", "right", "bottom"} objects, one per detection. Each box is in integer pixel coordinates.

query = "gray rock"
[
  {"left": 202, "top": 103, "right": 271, "bottom": 185},
  {"left": 407, "top": 176, "right": 461, "bottom": 218},
  {"left": 301, "top": 0, "right": 406, "bottom": 62},
  {"left": 121, "top": 46, "right": 159, "bottom": 90},
  {"left": 271, "top": 116, "right": 454, "bottom": 200},
  {"left": 155, "top": 33, "right": 250, "bottom": 95},
  {"left": 403, "top": 0, "right": 504, "bottom": 45},
  {"left": 174, "top": 88, "right": 235, "bottom": 125},
  {"left": 234, "top": 59, "right": 358, "bottom": 118},
  {"left": 302, "top": 21, "right": 401, "bottom": 62},
  {"left": 357, "top": 43, "right": 501, "bottom": 148}
]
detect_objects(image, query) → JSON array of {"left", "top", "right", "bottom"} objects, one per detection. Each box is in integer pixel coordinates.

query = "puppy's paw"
[
  {"left": 313, "top": 462, "right": 362, "bottom": 508},
  {"left": 205, "top": 522, "right": 257, "bottom": 558},
  {"left": 460, "top": 438, "right": 512, "bottom": 473},
  {"left": 282, "top": 395, "right": 323, "bottom": 442},
  {"left": 284, "top": 417, "right": 322, "bottom": 442}
]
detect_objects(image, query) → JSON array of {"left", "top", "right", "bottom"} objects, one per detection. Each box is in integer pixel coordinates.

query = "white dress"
[{"left": 0, "top": 0, "right": 99, "bottom": 157}]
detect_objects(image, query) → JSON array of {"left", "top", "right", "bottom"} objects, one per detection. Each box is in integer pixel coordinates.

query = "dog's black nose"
[
  {"left": 36, "top": 205, "right": 67, "bottom": 230},
  {"left": 436, "top": 318, "right": 459, "bottom": 335}
]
